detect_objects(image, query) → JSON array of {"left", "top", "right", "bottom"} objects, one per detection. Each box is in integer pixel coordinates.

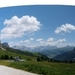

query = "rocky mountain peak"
[{"left": 2, "top": 42, "right": 9, "bottom": 48}]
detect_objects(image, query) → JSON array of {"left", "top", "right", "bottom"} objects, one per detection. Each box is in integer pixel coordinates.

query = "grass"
[
  {"left": 0, "top": 49, "right": 75, "bottom": 75},
  {"left": 0, "top": 60, "right": 75, "bottom": 75}
]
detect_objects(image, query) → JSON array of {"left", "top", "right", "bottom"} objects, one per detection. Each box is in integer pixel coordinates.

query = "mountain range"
[
  {"left": 1, "top": 42, "right": 75, "bottom": 60},
  {"left": 13, "top": 45, "right": 57, "bottom": 52},
  {"left": 12, "top": 45, "right": 74, "bottom": 58}
]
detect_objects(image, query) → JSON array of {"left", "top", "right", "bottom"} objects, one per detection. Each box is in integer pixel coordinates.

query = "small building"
[{"left": 14, "top": 56, "right": 25, "bottom": 62}]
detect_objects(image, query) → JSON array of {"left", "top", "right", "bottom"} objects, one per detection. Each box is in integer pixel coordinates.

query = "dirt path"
[{"left": 0, "top": 65, "right": 38, "bottom": 75}]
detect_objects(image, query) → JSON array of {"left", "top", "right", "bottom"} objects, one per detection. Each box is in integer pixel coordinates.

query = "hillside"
[
  {"left": 6, "top": 47, "right": 42, "bottom": 57},
  {"left": 53, "top": 47, "right": 75, "bottom": 61},
  {"left": 0, "top": 47, "right": 42, "bottom": 61}
]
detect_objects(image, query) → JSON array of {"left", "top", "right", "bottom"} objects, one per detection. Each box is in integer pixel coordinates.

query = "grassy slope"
[
  {"left": 0, "top": 49, "right": 75, "bottom": 75},
  {"left": 6, "top": 47, "right": 42, "bottom": 57},
  {"left": 0, "top": 49, "right": 38, "bottom": 61}
]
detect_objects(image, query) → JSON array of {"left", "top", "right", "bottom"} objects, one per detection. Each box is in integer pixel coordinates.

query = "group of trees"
[
  {"left": 62, "top": 60, "right": 74, "bottom": 63},
  {"left": 0, "top": 55, "right": 13, "bottom": 60},
  {"left": 0, "top": 55, "right": 22, "bottom": 60},
  {"left": 37, "top": 55, "right": 49, "bottom": 61}
]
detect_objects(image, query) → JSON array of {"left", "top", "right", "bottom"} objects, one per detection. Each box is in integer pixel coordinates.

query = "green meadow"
[
  {"left": 0, "top": 49, "right": 75, "bottom": 75},
  {"left": 0, "top": 60, "right": 75, "bottom": 75}
]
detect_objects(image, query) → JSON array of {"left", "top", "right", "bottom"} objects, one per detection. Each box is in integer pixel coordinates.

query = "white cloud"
[
  {"left": 9, "top": 38, "right": 74, "bottom": 48},
  {"left": 66, "top": 43, "right": 75, "bottom": 47},
  {"left": 30, "top": 38, "right": 34, "bottom": 41},
  {"left": 8, "top": 42, "right": 14, "bottom": 47},
  {"left": 20, "top": 38, "right": 34, "bottom": 44},
  {"left": 20, "top": 40, "right": 23, "bottom": 43},
  {"left": 55, "top": 23, "right": 75, "bottom": 34},
  {"left": 57, "top": 39, "right": 66, "bottom": 43},
  {"left": 47, "top": 38, "right": 54, "bottom": 42},
  {"left": 8, "top": 41, "right": 22, "bottom": 47},
  {"left": 8, "top": 37, "right": 34, "bottom": 47},
  {"left": 0, "top": 15, "right": 41, "bottom": 39},
  {"left": 36, "top": 38, "right": 44, "bottom": 44},
  {"left": 36, "top": 38, "right": 66, "bottom": 47},
  {"left": 24, "top": 38, "right": 34, "bottom": 43},
  {"left": 42, "top": 38, "right": 66, "bottom": 47},
  {"left": 24, "top": 40, "right": 30, "bottom": 43},
  {"left": 36, "top": 38, "right": 43, "bottom": 42}
]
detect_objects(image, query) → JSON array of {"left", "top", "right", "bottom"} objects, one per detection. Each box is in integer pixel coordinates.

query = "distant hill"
[
  {"left": 38, "top": 45, "right": 74, "bottom": 58},
  {"left": 53, "top": 47, "right": 75, "bottom": 61}
]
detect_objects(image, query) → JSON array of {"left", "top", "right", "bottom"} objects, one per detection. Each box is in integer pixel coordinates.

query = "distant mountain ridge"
[
  {"left": 53, "top": 47, "right": 75, "bottom": 61},
  {"left": 2, "top": 42, "right": 74, "bottom": 61},
  {"left": 12, "top": 45, "right": 74, "bottom": 58},
  {"left": 40, "top": 45, "right": 74, "bottom": 58},
  {"left": 1, "top": 41, "right": 74, "bottom": 59},
  {"left": 13, "top": 45, "right": 57, "bottom": 52}
]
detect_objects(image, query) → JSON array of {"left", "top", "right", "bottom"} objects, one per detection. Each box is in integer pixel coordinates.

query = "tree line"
[
  {"left": 0, "top": 55, "right": 13, "bottom": 60},
  {"left": 37, "top": 55, "right": 75, "bottom": 63}
]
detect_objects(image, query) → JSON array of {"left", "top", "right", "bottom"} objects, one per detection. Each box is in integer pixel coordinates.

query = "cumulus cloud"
[
  {"left": 55, "top": 23, "right": 75, "bottom": 34},
  {"left": 46, "top": 38, "right": 66, "bottom": 45},
  {"left": 0, "top": 15, "right": 41, "bottom": 39},
  {"left": 36, "top": 38, "right": 44, "bottom": 44},
  {"left": 9, "top": 38, "right": 34, "bottom": 46},
  {"left": 30, "top": 38, "right": 34, "bottom": 41},
  {"left": 24, "top": 40, "right": 30, "bottom": 43},
  {"left": 36, "top": 38, "right": 66, "bottom": 47},
  {"left": 36, "top": 38, "right": 43, "bottom": 42},
  {"left": 24, "top": 38, "right": 34, "bottom": 43},
  {"left": 47, "top": 38, "right": 54, "bottom": 42},
  {"left": 57, "top": 39, "right": 66, "bottom": 43},
  {"left": 8, "top": 41, "right": 21, "bottom": 47},
  {"left": 20, "top": 38, "right": 34, "bottom": 44}
]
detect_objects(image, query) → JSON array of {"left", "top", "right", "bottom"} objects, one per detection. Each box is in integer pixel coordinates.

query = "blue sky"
[{"left": 0, "top": 5, "right": 75, "bottom": 47}]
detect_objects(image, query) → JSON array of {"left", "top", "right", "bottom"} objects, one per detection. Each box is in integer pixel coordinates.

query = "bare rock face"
[
  {"left": 0, "top": 40, "right": 6, "bottom": 50},
  {"left": 2, "top": 42, "right": 9, "bottom": 48},
  {"left": 0, "top": 40, "right": 2, "bottom": 48}
]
